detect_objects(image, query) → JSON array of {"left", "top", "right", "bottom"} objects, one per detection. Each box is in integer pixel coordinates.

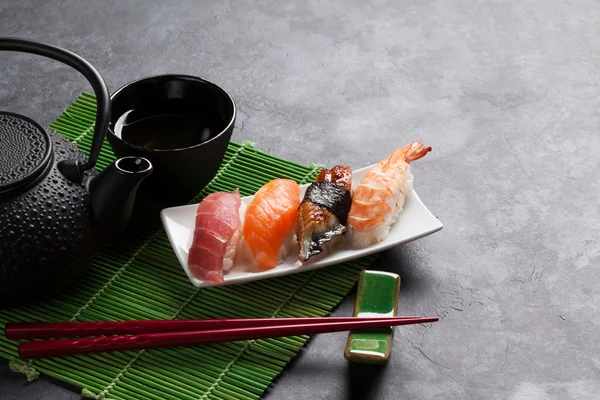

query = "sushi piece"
[
  {"left": 348, "top": 142, "right": 431, "bottom": 247},
  {"left": 187, "top": 189, "right": 245, "bottom": 283},
  {"left": 242, "top": 178, "right": 301, "bottom": 270},
  {"left": 296, "top": 165, "right": 353, "bottom": 263}
]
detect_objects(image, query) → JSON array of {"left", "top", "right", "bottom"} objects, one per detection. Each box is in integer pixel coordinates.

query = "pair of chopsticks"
[{"left": 6, "top": 316, "right": 438, "bottom": 360}]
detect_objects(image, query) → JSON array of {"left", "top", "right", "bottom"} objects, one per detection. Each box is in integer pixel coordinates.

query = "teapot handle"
[{"left": 0, "top": 37, "right": 110, "bottom": 183}]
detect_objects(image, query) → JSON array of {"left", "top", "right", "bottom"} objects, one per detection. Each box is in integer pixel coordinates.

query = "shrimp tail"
[{"left": 401, "top": 142, "right": 432, "bottom": 163}]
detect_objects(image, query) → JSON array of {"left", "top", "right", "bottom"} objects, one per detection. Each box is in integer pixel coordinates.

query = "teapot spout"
[{"left": 89, "top": 157, "right": 152, "bottom": 241}]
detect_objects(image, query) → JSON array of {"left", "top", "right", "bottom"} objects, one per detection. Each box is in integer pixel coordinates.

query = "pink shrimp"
[{"left": 348, "top": 142, "right": 431, "bottom": 247}]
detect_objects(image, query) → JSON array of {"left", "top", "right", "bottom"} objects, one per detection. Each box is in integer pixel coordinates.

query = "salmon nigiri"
[
  {"left": 242, "top": 179, "right": 301, "bottom": 270},
  {"left": 188, "top": 189, "right": 245, "bottom": 283}
]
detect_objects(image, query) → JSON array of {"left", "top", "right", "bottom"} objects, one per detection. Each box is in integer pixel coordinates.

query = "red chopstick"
[
  {"left": 5, "top": 316, "right": 420, "bottom": 339},
  {"left": 18, "top": 317, "right": 438, "bottom": 359}
]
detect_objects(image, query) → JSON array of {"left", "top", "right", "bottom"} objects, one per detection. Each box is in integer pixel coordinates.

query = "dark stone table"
[{"left": 1, "top": 1, "right": 599, "bottom": 399}]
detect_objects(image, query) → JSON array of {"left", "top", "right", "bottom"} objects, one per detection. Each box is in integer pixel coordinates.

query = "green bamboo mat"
[{"left": 1, "top": 92, "right": 377, "bottom": 400}]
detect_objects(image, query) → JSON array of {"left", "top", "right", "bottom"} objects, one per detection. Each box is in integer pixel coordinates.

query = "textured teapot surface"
[
  {"left": 0, "top": 113, "right": 100, "bottom": 300},
  {"left": 0, "top": 113, "right": 51, "bottom": 190}
]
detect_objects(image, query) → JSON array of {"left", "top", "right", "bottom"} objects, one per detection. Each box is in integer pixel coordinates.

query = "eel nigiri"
[
  {"left": 242, "top": 178, "right": 301, "bottom": 270},
  {"left": 295, "top": 165, "right": 353, "bottom": 263},
  {"left": 348, "top": 142, "right": 431, "bottom": 247},
  {"left": 188, "top": 189, "right": 245, "bottom": 283}
]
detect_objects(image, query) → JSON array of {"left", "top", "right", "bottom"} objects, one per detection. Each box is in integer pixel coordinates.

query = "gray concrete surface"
[{"left": 1, "top": 0, "right": 599, "bottom": 399}]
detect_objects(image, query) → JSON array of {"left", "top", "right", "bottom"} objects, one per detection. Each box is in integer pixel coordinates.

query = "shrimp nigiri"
[
  {"left": 242, "top": 178, "right": 301, "bottom": 270},
  {"left": 187, "top": 189, "right": 245, "bottom": 283},
  {"left": 348, "top": 142, "right": 431, "bottom": 247}
]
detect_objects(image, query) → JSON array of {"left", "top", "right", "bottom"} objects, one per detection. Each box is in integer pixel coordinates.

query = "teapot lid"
[{"left": 0, "top": 112, "right": 52, "bottom": 194}]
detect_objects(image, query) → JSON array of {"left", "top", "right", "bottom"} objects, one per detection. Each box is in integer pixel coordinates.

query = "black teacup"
[{"left": 107, "top": 74, "right": 236, "bottom": 204}]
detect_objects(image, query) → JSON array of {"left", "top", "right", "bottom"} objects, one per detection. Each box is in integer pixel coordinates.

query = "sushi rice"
[{"left": 223, "top": 202, "right": 246, "bottom": 272}]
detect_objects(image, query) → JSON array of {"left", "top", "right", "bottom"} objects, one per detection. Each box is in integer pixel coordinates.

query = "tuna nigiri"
[
  {"left": 242, "top": 178, "right": 301, "bottom": 270},
  {"left": 188, "top": 189, "right": 245, "bottom": 283}
]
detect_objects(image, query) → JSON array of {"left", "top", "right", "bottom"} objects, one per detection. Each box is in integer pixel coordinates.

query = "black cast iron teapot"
[{"left": 0, "top": 38, "right": 153, "bottom": 305}]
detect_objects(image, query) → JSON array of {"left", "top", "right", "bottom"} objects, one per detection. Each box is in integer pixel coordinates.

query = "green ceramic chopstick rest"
[{"left": 344, "top": 270, "right": 401, "bottom": 364}]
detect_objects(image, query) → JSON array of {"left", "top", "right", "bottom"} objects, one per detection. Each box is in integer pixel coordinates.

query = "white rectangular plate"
[{"left": 160, "top": 165, "right": 443, "bottom": 288}]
